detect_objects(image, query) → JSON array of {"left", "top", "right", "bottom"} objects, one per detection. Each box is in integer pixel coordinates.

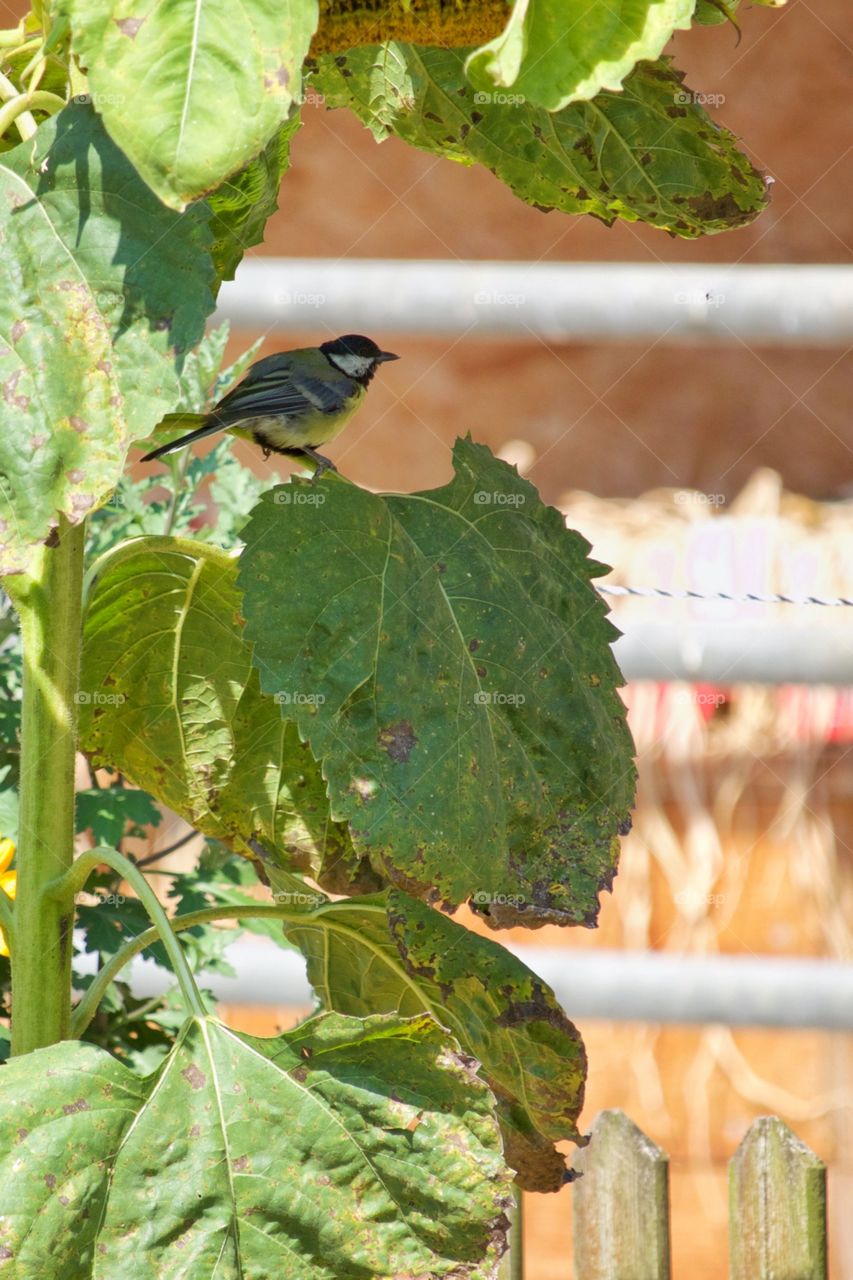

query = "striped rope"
[{"left": 597, "top": 584, "right": 853, "bottom": 608}]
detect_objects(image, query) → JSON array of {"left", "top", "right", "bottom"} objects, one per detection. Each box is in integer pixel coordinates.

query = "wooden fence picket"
[
  {"left": 729, "top": 1115, "right": 828, "bottom": 1280},
  {"left": 500, "top": 1109, "right": 829, "bottom": 1275},
  {"left": 571, "top": 1108, "right": 671, "bottom": 1279}
]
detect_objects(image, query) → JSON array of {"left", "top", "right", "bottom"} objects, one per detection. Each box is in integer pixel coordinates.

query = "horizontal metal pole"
[
  {"left": 216, "top": 260, "right": 853, "bottom": 345},
  {"left": 612, "top": 621, "right": 853, "bottom": 686},
  {"left": 86, "top": 939, "right": 853, "bottom": 1031}
]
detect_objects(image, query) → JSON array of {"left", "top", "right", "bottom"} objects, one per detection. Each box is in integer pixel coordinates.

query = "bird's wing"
[{"left": 215, "top": 364, "right": 352, "bottom": 425}]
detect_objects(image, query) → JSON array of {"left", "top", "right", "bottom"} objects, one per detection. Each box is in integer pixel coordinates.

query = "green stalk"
[
  {"left": 70, "top": 902, "right": 294, "bottom": 1038},
  {"left": 6, "top": 516, "right": 85, "bottom": 1055},
  {"left": 46, "top": 845, "right": 207, "bottom": 1020}
]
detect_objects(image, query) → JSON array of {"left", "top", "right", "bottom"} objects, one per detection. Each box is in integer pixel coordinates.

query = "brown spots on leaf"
[
  {"left": 44, "top": 1173, "right": 56, "bottom": 1188},
  {"left": 71, "top": 493, "right": 94, "bottom": 514},
  {"left": 468, "top": 638, "right": 480, "bottom": 652},
  {"left": 475, "top": 665, "right": 487, "bottom": 678},
  {"left": 378, "top": 720, "right": 418, "bottom": 763},
  {"left": 115, "top": 16, "right": 144, "bottom": 37},
  {"left": 69, "top": 416, "right": 88, "bottom": 433},
  {"left": 666, "top": 104, "right": 688, "bottom": 118},
  {"left": 470, "top": 111, "right": 483, "bottom": 125},
  {"left": 264, "top": 65, "right": 290, "bottom": 90},
  {"left": 3, "top": 369, "right": 29, "bottom": 410},
  {"left": 291, "top": 1065, "right": 309, "bottom": 1083},
  {"left": 687, "top": 189, "right": 754, "bottom": 228},
  {"left": 11, "top": 320, "right": 26, "bottom": 343},
  {"left": 435, "top": 561, "right": 446, "bottom": 574},
  {"left": 181, "top": 1063, "right": 206, "bottom": 1091},
  {"left": 232, "top": 1155, "right": 251, "bottom": 1172},
  {"left": 62, "top": 1098, "right": 90, "bottom": 1115},
  {"left": 67, "top": 469, "right": 84, "bottom": 484}
]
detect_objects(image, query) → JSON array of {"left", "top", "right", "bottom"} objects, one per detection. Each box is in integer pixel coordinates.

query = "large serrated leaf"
[
  {"left": 0, "top": 1013, "right": 512, "bottom": 1277},
  {"left": 286, "top": 887, "right": 587, "bottom": 1190},
  {"left": 0, "top": 104, "right": 214, "bottom": 576},
  {"left": 66, "top": 0, "right": 318, "bottom": 210},
  {"left": 466, "top": 0, "right": 696, "bottom": 109},
  {"left": 239, "top": 438, "right": 635, "bottom": 929},
  {"left": 312, "top": 45, "right": 768, "bottom": 236},
  {"left": 79, "top": 536, "right": 363, "bottom": 885}
]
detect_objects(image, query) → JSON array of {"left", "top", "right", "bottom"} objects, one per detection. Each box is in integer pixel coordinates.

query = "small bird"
[{"left": 141, "top": 334, "right": 399, "bottom": 475}]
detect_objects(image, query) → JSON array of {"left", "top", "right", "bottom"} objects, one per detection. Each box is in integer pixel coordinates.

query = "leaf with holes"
[
  {"left": 0, "top": 1013, "right": 512, "bottom": 1276},
  {"left": 286, "top": 887, "right": 587, "bottom": 1190},
  {"left": 0, "top": 103, "right": 214, "bottom": 576},
  {"left": 66, "top": 0, "right": 317, "bottom": 209},
  {"left": 311, "top": 45, "right": 767, "bottom": 237},
  {"left": 239, "top": 437, "right": 635, "bottom": 929}
]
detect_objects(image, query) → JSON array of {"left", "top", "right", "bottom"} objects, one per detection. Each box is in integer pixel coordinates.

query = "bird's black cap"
[{"left": 321, "top": 334, "right": 399, "bottom": 362}]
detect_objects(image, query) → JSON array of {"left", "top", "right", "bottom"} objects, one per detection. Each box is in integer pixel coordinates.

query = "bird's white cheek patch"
[{"left": 329, "top": 353, "right": 374, "bottom": 379}]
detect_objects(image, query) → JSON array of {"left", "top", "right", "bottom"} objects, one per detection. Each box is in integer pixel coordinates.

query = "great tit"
[{"left": 141, "top": 334, "right": 399, "bottom": 475}]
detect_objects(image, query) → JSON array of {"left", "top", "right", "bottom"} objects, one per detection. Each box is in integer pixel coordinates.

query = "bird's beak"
[{"left": 379, "top": 351, "right": 400, "bottom": 362}]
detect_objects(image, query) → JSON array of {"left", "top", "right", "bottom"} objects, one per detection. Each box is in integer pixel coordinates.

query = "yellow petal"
[
  {"left": 0, "top": 869, "right": 14, "bottom": 958},
  {"left": 0, "top": 838, "right": 14, "bottom": 873}
]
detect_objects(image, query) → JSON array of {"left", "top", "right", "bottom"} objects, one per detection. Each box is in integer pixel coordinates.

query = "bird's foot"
[{"left": 301, "top": 448, "right": 337, "bottom": 482}]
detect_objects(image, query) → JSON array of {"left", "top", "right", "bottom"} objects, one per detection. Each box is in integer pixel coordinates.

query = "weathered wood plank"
[
  {"left": 729, "top": 1115, "right": 827, "bottom": 1280},
  {"left": 572, "top": 1109, "right": 671, "bottom": 1279}
]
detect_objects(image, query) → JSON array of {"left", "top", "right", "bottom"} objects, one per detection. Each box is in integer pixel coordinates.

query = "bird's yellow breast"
[{"left": 227, "top": 385, "right": 365, "bottom": 452}]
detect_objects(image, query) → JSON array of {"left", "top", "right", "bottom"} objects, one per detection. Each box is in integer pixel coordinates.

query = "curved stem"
[
  {"left": 0, "top": 88, "right": 64, "bottom": 139},
  {"left": 71, "top": 903, "right": 302, "bottom": 1038},
  {"left": 47, "top": 845, "right": 207, "bottom": 1020},
  {"left": 2, "top": 36, "right": 42, "bottom": 60},
  {"left": 0, "top": 69, "right": 37, "bottom": 140},
  {"left": 0, "top": 23, "right": 27, "bottom": 49}
]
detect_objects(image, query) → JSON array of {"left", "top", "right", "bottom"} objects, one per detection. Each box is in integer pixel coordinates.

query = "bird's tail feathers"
[{"left": 140, "top": 413, "right": 223, "bottom": 462}]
